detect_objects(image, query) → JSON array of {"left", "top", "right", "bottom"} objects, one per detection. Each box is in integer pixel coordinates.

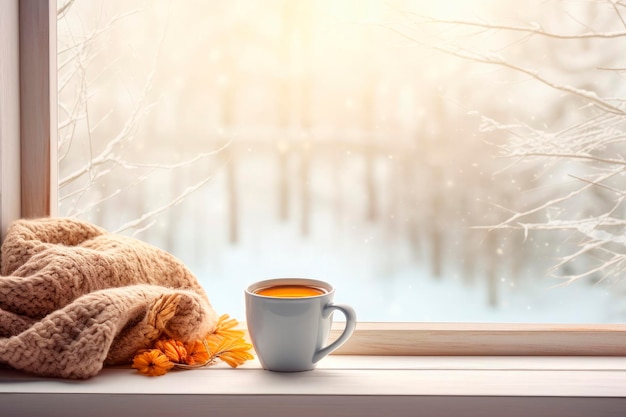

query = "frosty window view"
[{"left": 57, "top": 0, "right": 626, "bottom": 322}]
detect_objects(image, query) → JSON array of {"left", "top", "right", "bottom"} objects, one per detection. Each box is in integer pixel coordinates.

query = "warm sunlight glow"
[{"left": 58, "top": 0, "right": 626, "bottom": 323}]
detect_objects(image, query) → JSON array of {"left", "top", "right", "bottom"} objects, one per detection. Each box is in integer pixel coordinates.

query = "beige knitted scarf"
[{"left": 0, "top": 217, "right": 218, "bottom": 379}]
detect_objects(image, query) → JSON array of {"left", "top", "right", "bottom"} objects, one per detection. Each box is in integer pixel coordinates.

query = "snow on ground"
[{"left": 188, "top": 214, "right": 623, "bottom": 324}]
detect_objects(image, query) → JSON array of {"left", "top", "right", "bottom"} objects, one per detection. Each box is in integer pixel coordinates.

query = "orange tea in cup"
[{"left": 254, "top": 284, "right": 326, "bottom": 298}]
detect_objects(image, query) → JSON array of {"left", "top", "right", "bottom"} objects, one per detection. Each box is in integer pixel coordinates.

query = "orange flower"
[
  {"left": 205, "top": 333, "right": 254, "bottom": 368},
  {"left": 219, "top": 348, "right": 255, "bottom": 368},
  {"left": 213, "top": 314, "right": 247, "bottom": 340},
  {"left": 132, "top": 349, "right": 174, "bottom": 376},
  {"left": 155, "top": 338, "right": 188, "bottom": 363},
  {"left": 184, "top": 339, "right": 210, "bottom": 366},
  {"left": 131, "top": 313, "right": 252, "bottom": 376}
]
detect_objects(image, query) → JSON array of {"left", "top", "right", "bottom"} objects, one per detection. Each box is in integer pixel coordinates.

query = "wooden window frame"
[
  {"left": 4, "top": 0, "right": 626, "bottom": 357},
  {"left": 18, "top": 0, "right": 58, "bottom": 220},
  {"left": 0, "top": 0, "right": 21, "bottom": 239},
  {"left": 1, "top": 0, "right": 57, "bottom": 228}
]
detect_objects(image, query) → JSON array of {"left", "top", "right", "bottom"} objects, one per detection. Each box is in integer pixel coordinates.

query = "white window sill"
[{"left": 2, "top": 356, "right": 626, "bottom": 417}]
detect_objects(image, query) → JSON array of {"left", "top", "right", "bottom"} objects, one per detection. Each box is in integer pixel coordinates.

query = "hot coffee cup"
[{"left": 245, "top": 278, "right": 357, "bottom": 372}]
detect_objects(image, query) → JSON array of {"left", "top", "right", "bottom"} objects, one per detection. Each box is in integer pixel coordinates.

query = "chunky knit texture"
[{"left": 0, "top": 217, "right": 218, "bottom": 379}]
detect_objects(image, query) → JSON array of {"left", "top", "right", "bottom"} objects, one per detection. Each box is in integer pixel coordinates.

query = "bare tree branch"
[
  {"left": 410, "top": 15, "right": 626, "bottom": 39},
  {"left": 384, "top": 23, "right": 626, "bottom": 115}
]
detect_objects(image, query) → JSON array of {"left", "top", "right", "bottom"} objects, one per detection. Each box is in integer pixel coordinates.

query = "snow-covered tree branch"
[
  {"left": 57, "top": 1, "right": 227, "bottom": 237},
  {"left": 389, "top": 0, "right": 626, "bottom": 283}
]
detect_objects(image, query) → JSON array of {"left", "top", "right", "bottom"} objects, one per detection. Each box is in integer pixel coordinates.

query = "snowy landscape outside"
[{"left": 57, "top": 0, "right": 626, "bottom": 322}]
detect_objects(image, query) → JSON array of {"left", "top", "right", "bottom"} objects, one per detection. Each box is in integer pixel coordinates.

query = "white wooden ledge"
[{"left": 2, "top": 356, "right": 626, "bottom": 417}]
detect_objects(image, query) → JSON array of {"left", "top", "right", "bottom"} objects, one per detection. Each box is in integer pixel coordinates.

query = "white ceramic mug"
[{"left": 245, "top": 278, "right": 357, "bottom": 372}]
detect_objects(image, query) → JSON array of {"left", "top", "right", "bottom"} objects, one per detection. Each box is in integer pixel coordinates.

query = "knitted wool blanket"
[{"left": 0, "top": 217, "right": 218, "bottom": 379}]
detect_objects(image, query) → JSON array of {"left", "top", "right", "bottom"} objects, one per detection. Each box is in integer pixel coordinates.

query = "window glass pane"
[{"left": 57, "top": 0, "right": 626, "bottom": 322}]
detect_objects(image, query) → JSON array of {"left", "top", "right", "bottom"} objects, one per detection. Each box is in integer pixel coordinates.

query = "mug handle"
[{"left": 313, "top": 303, "right": 357, "bottom": 364}]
